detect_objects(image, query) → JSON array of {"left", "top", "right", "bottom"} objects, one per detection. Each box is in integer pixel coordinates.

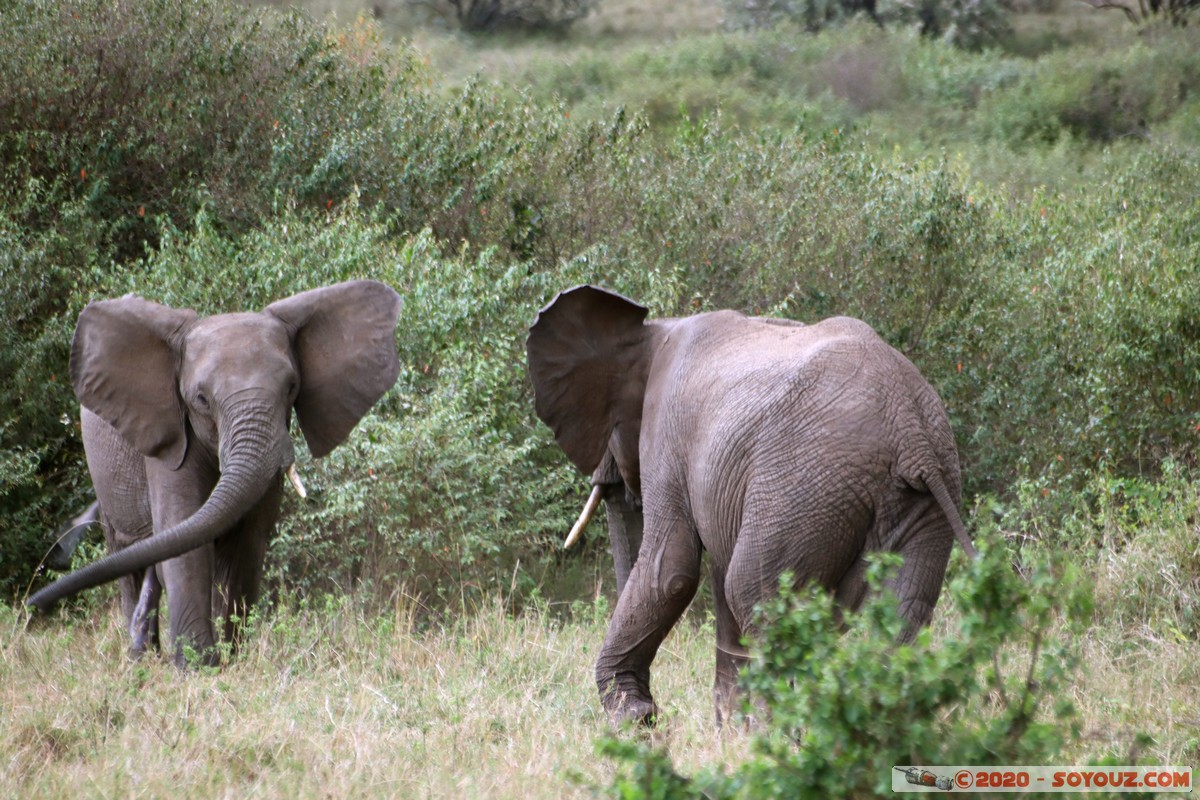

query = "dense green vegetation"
[
  {"left": 1, "top": 0, "right": 1198, "bottom": 791},
  {"left": 604, "top": 540, "right": 1096, "bottom": 797},
  {"left": 3, "top": 0, "right": 1197, "bottom": 601}
]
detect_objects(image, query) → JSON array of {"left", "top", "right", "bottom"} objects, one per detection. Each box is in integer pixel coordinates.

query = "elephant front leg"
[
  {"left": 212, "top": 480, "right": 281, "bottom": 651},
  {"left": 160, "top": 546, "right": 219, "bottom": 668},
  {"left": 594, "top": 520, "right": 701, "bottom": 726}
]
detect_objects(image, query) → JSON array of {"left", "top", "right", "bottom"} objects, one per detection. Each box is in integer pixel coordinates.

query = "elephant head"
[
  {"left": 526, "top": 285, "right": 660, "bottom": 595},
  {"left": 27, "top": 280, "right": 402, "bottom": 662}
]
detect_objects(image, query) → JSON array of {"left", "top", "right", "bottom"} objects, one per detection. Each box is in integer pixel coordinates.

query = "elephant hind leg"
[
  {"left": 128, "top": 567, "right": 162, "bottom": 658},
  {"left": 833, "top": 555, "right": 870, "bottom": 623},
  {"left": 723, "top": 499, "right": 866, "bottom": 638},
  {"left": 711, "top": 562, "right": 750, "bottom": 727},
  {"left": 884, "top": 495, "right": 953, "bottom": 642},
  {"left": 830, "top": 496, "right": 953, "bottom": 640}
]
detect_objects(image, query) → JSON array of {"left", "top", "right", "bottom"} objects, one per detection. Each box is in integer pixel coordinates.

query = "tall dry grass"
[
  {"left": 1, "top": 595, "right": 752, "bottom": 798},
  {"left": 4, "top": 579, "right": 1197, "bottom": 798}
]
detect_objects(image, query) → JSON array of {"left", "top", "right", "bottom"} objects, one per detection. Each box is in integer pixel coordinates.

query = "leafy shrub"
[
  {"left": 437, "top": 0, "right": 598, "bottom": 32},
  {"left": 723, "top": 0, "right": 1011, "bottom": 49},
  {"left": 939, "top": 146, "right": 1200, "bottom": 504},
  {"left": 0, "top": 0, "right": 403, "bottom": 260},
  {"left": 4, "top": 0, "right": 1199, "bottom": 609},
  {"left": 877, "top": 0, "right": 1013, "bottom": 50},
  {"left": 0, "top": 186, "right": 112, "bottom": 599},
  {"left": 974, "top": 35, "right": 1200, "bottom": 146},
  {"left": 994, "top": 459, "right": 1200, "bottom": 639},
  {"left": 1078, "top": 0, "right": 1199, "bottom": 27},
  {"left": 264, "top": 225, "right": 594, "bottom": 604},
  {"left": 723, "top": 0, "right": 873, "bottom": 33},
  {"left": 510, "top": 24, "right": 1198, "bottom": 157},
  {"left": 601, "top": 540, "right": 1094, "bottom": 797},
  {"left": 1091, "top": 468, "right": 1200, "bottom": 640}
]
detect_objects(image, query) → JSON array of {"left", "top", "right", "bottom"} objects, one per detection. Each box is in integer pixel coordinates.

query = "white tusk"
[
  {"left": 286, "top": 464, "right": 308, "bottom": 499},
  {"left": 564, "top": 484, "right": 603, "bottom": 549}
]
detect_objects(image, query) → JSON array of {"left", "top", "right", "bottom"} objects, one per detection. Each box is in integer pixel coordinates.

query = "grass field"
[
  {"left": 4, "top": 596, "right": 754, "bottom": 798},
  {"left": 5, "top": 576, "right": 1197, "bottom": 797}
]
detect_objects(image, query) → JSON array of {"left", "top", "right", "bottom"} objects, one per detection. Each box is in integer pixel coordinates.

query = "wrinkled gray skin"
[
  {"left": 27, "top": 280, "right": 402, "bottom": 667},
  {"left": 527, "top": 285, "right": 975, "bottom": 726}
]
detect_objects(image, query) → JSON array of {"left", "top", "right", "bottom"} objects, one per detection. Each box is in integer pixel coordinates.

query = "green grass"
[{"left": 369, "top": 0, "right": 1197, "bottom": 197}]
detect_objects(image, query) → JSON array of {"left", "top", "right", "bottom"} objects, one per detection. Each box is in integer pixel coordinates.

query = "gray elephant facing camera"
[
  {"left": 27, "top": 280, "right": 402, "bottom": 667},
  {"left": 527, "top": 285, "right": 976, "bottom": 726}
]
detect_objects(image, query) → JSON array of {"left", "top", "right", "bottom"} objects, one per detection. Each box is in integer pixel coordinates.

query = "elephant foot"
[
  {"left": 715, "top": 689, "right": 769, "bottom": 730},
  {"left": 598, "top": 671, "right": 658, "bottom": 727},
  {"left": 172, "top": 641, "right": 220, "bottom": 670},
  {"left": 714, "top": 641, "right": 750, "bottom": 728},
  {"left": 127, "top": 622, "right": 159, "bottom": 660}
]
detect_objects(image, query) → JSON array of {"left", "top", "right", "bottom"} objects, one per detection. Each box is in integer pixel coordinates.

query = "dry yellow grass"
[
  {"left": 2, "top": 596, "right": 752, "bottom": 798},
  {"left": 4, "top": 580, "right": 1197, "bottom": 798}
]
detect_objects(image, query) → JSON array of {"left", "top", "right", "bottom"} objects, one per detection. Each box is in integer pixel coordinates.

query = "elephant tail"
[{"left": 926, "top": 471, "right": 979, "bottom": 560}]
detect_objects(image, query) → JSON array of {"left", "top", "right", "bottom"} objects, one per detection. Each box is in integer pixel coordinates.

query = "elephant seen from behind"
[
  {"left": 27, "top": 280, "right": 403, "bottom": 667},
  {"left": 527, "top": 285, "right": 976, "bottom": 726}
]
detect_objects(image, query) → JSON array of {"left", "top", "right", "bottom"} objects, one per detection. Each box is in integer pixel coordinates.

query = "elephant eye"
[
  {"left": 287, "top": 381, "right": 298, "bottom": 399},
  {"left": 194, "top": 392, "right": 209, "bottom": 409}
]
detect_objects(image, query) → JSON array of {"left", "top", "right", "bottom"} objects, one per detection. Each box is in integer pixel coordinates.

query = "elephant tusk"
[
  {"left": 564, "top": 484, "right": 603, "bottom": 549},
  {"left": 286, "top": 464, "right": 308, "bottom": 500}
]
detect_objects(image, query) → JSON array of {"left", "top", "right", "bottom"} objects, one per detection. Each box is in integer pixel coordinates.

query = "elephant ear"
[
  {"left": 526, "top": 285, "right": 650, "bottom": 475},
  {"left": 70, "top": 295, "right": 197, "bottom": 468},
  {"left": 266, "top": 280, "right": 402, "bottom": 458}
]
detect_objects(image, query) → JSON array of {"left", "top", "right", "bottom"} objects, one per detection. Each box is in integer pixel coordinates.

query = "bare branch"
[{"left": 1076, "top": 0, "right": 1142, "bottom": 23}]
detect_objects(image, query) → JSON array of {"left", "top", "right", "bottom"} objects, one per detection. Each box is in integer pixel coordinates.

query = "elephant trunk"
[
  {"left": 605, "top": 485, "right": 644, "bottom": 598},
  {"left": 27, "top": 407, "right": 292, "bottom": 613}
]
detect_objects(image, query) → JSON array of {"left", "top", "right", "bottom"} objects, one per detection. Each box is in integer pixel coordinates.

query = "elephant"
[
  {"left": 526, "top": 285, "right": 976, "bottom": 726},
  {"left": 45, "top": 500, "right": 100, "bottom": 570},
  {"left": 26, "top": 280, "right": 402, "bottom": 667}
]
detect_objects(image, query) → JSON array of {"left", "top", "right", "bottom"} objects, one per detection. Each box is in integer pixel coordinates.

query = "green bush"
[
  {"left": 432, "top": 0, "right": 599, "bottom": 32},
  {"left": 0, "top": 186, "right": 112, "bottom": 599},
  {"left": 0, "top": 0, "right": 401, "bottom": 259},
  {"left": 262, "top": 224, "right": 594, "bottom": 604},
  {"left": 723, "top": 0, "right": 871, "bottom": 33},
  {"left": 601, "top": 540, "right": 1094, "bottom": 797},
  {"left": 509, "top": 23, "right": 1198, "bottom": 158},
  {"left": 974, "top": 36, "right": 1200, "bottom": 147},
  {"left": 1090, "top": 466, "right": 1200, "bottom": 640},
  {"left": 937, "top": 146, "right": 1200, "bottom": 503},
  {"left": 4, "top": 0, "right": 1199, "bottom": 608},
  {"left": 723, "top": 0, "right": 1012, "bottom": 49},
  {"left": 992, "top": 458, "right": 1200, "bottom": 639},
  {"left": 877, "top": 0, "right": 1013, "bottom": 49}
]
